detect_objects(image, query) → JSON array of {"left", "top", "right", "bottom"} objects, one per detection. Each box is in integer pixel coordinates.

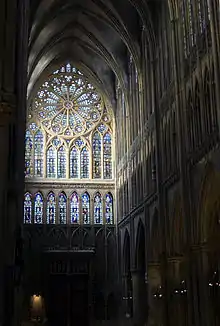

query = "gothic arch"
[
  {"left": 123, "top": 229, "right": 131, "bottom": 274},
  {"left": 135, "top": 219, "right": 146, "bottom": 272}
]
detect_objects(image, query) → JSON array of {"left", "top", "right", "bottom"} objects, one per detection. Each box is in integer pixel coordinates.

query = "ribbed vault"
[{"left": 28, "top": 0, "right": 155, "bottom": 109}]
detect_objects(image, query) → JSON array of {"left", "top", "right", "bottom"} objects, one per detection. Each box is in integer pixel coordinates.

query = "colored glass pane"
[
  {"left": 70, "top": 147, "right": 79, "bottom": 178},
  {"left": 103, "top": 132, "right": 112, "bottom": 179},
  {"left": 25, "top": 131, "right": 33, "bottom": 177},
  {"left": 34, "top": 193, "right": 43, "bottom": 224},
  {"left": 47, "top": 192, "right": 56, "bottom": 224},
  {"left": 81, "top": 147, "right": 89, "bottom": 178},
  {"left": 93, "top": 132, "right": 101, "bottom": 178},
  {"left": 57, "top": 146, "right": 66, "bottom": 178},
  {"left": 47, "top": 146, "right": 56, "bottom": 178},
  {"left": 24, "top": 193, "right": 32, "bottom": 223},
  {"left": 70, "top": 192, "right": 79, "bottom": 223},
  {"left": 34, "top": 130, "right": 44, "bottom": 177},
  {"left": 105, "top": 193, "right": 113, "bottom": 224},
  {"left": 82, "top": 192, "right": 90, "bottom": 224},
  {"left": 94, "top": 193, "right": 102, "bottom": 224},
  {"left": 58, "top": 192, "right": 67, "bottom": 224}
]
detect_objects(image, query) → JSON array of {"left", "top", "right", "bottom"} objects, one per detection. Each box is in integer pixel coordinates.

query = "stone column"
[
  {"left": 131, "top": 269, "right": 148, "bottom": 325},
  {"left": 147, "top": 262, "right": 164, "bottom": 326},
  {"left": 191, "top": 245, "right": 210, "bottom": 326}
]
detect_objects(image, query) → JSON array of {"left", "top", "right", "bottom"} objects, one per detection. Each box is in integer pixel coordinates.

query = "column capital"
[{"left": 0, "top": 102, "right": 13, "bottom": 125}]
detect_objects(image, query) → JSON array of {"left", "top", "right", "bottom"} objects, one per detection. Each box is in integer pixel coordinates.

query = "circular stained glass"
[{"left": 32, "top": 64, "right": 107, "bottom": 139}]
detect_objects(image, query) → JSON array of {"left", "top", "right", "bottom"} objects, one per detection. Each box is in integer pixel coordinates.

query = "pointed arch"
[
  {"left": 105, "top": 192, "right": 113, "bottom": 224},
  {"left": 80, "top": 147, "right": 89, "bottom": 178},
  {"left": 24, "top": 192, "right": 32, "bottom": 224},
  {"left": 103, "top": 132, "right": 112, "bottom": 179},
  {"left": 57, "top": 146, "right": 66, "bottom": 178},
  {"left": 82, "top": 192, "right": 90, "bottom": 224},
  {"left": 70, "top": 192, "right": 79, "bottom": 223},
  {"left": 34, "top": 129, "right": 44, "bottom": 177},
  {"left": 47, "top": 192, "right": 56, "bottom": 224},
  {"left": 135, "top": 220, "right": 146, "bottom": 271},
  {"left": 92, "top": 131, "right": 102, "bottom": 178},
  {"left": 70, "top": 147, "right": 79, "bottom": 178},
  {"left": 34, "top": 192, "right": 43, "bottom": 224},
  {"left": 58, "top": 192, "right": 67, "bottom": 224},
  {"left": 47, "top": 146, "right": 56, "bottom": 178},
  {"left": 94, "top": 192, "right": 103, "bottom": 224}
]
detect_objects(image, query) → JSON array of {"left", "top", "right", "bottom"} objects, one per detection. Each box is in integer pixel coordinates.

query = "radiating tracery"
[
  {"left": 25, "top": 63, "right": 113, "bottom": 180},
  {"left": 24, "top": 63, "right": 115, "bottom": 227}
]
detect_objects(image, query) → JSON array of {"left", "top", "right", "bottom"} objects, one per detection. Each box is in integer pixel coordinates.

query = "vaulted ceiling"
[{"left": 27, "top": 0, "right": 156, "bottom": 110}]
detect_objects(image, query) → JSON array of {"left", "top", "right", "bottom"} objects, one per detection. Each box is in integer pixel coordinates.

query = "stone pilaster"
[{"left": 131, "top": 269, "right": 148, "bottom": 325}]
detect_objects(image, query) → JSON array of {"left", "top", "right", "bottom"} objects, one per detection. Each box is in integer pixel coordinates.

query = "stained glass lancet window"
[
  {"left": 94, "top": 193, "right": 102, "bottom": 224},
  {"left": 24, "top": 193, "right": 32, "bottom": 223},
  {"left": 47, "top": 146, "right": 56, "bottom": 178},
  {"left": 58, "top": 192, "right": 67, "bottom": 224},
  {"left": 57, "top": 146, "right": 66, "bottom": 178},
  {"left": 103, "top": 132, "right": 112, "bottom": 179},
  {"left": 70, "top": 148, "right": 79, "bottom": 178},
  {"left": 25, "top": 131, "right": 33, "bottom": 177},
  {"left": 47, "top": 192, "right": 56, "bottom": 224},
  {"left": 105, "top": 193, "right": 113, "bottom": 224},
  {"left": 81, "top": 147, "right": 89, "bottom": 178},
  {"left": 93, "top": 132, "right": 102, "bottom": 178},
  {"left": 34, "top": 130, "right": 44, "bottom": 177},
  {"left": 70, "top": 192, "right": 79, "bottom": 223},
  {"left": 82, "top": 192, "right": 90, "bottom": 224},
  {"left": 34, "top": 193, "right": 43, "bottom": 224}
]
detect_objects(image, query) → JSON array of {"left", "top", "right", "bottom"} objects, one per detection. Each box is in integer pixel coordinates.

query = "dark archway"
[{"left": 133, "top": 219, "right": 148, "bottom": 325}]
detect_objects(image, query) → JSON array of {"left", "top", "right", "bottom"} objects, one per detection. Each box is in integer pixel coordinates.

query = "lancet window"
[{"left": 24, "top": 191, "right": 114, "bottom": 225}]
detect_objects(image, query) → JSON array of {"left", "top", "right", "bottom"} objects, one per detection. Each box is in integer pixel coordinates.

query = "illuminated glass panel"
[
  {"left": 105, "top": 193, "right": 113, "bottom": 224},
  {"left": 34, "top": 130, "right": 44, "bottom": 177},
  {"left": 57, "top": 146, "right": 66, "bottom": 178},
  {"left": 70, "top": 147, "right": 79, "bottom": 178},
  {"left": 103, "top": 132, "right": 112, "bottom": 179},
  {"left": 58, "top": 192, "right": 67, "bottom": 224},
  {"left": 94, "top": 192, "right": 102, "bottom": 224},
  {"left": 25, "top": 131, "right": 33, "bottom": 177},
  {"left": 93, "top": 132, "right": 102, "bottom": 178},
  {"left": 24, "top": 192, "right": 32, "bottom": 223},
  {"left": 47, "top": 192, "right": 56, "bottom": 224},
  {"left": 34, "top": 64, "right": 102, "bottom": 138},
  {"left": 82, "top": 192, "right": 90, "bottom": 224},
  {"left": 81, "top": 147, "right": 89, "bottom": 178},
  {"left": 47, "top": 146, "right": 56, "bottom": 178},
  {"left": 34, "top": 193, "right": 43, "bottom": 224},
  {"left": 70, "top": 192, "right": 79, "bottom": 223}
]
